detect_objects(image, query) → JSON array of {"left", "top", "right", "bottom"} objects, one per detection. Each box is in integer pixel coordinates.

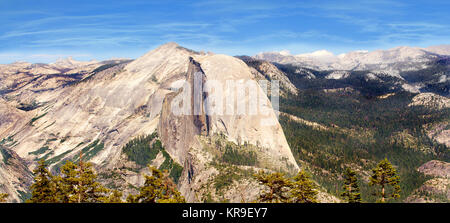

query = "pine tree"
[
  {"left": 56, "top": 161, "right": 79, "bottom": 203},
  {"left": 78, "top": 161, "right": 109, "bottom": 203},
  {"left": 28, "top": 159, "right": 58, "bottom": 203},
  {"left": 290, "top": 169, "right": 318, "bottom": 203},
  {"left": 0, "top": 193, "right": 8, "bottom": 203},
  {"left": 102, "top": 190, "right": 124, "bottom": 203},
  {"left": 128, "top": 166, "right": 185, "bottom": 203},
  {"left": 27, "top": 153, "right": 127, "bottom": 203},
  {"left": 56, "top": 160, "right": 108, "bottom": 203},
  {"left": 341, "top": 168, "right": 362, "bottom": 203},
  {"left": 369, "top": 158, "right": 401, "bottom": 203},
  {"left": 255, "top": 171, "right": 292, "bottom": 203},
  {"left": 157, "top": 169, "right": 185, "bottom": 203}
]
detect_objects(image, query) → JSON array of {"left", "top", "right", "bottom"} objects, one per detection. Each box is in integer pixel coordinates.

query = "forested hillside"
[{"left": 278, "top": 81, "right": 449, "bottom": 202}]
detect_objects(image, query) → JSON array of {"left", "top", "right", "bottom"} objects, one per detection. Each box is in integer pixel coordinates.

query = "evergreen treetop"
[
  {"left": 0, "top": 193, "right": 8, "bottom": 203},
  {"left": 127, "top": 166, "right": 185, "bottom": 203},
  {"left": 255, "top": 169, "right": 319, "bottom": 203},
  {"left": 28, "top": 159, "right": 58, "bottom": 203},
  {"left": 341, "top": 167, "right": 362, "bottom": 203},
  {"left": 369, "top": 158, "right": 401, "bottom": 203},
  {"left": 290, "top": 169, "right": 319, "bottom": 203}
]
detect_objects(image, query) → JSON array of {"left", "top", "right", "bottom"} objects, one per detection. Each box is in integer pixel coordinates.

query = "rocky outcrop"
[
  {"left": 409, "top": 93, "right": 450, "bottom": 110},
  {"left": 408, "top": 93, "right": 450, "bottom": 147},
  {"left": 425, "top": 122, "right": 450, "bottom": 147}
]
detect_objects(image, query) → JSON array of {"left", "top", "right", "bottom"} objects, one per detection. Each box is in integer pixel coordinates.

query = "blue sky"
[{"left": 1, "top": 0, "right": 449, "bottom": 63}]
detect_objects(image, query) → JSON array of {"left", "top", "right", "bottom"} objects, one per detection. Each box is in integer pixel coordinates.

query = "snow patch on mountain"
[
  {"left": 365, "top": 73, "right": 381, "bottom": 81},
  {"left": 296, "top": 50, "right": 335, "bottom": 59},
  {"left": 439, "top": 75, "right": 448, "bottom": 83},
  {"left": 325, "top": 71, "right": 350, "bottom": 79},
  {"left": 402, "top": 83, "right": 423, "bottom": 93}
]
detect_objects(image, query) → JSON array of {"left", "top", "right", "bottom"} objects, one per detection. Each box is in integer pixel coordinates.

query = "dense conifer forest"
[{"left": 277, "top": 73, "right": 449, "bottom": 202}]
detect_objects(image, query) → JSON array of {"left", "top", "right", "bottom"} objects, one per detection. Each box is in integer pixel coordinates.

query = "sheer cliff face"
[{"left": 0, "top": 42, "right": 299, "bottom": 202}]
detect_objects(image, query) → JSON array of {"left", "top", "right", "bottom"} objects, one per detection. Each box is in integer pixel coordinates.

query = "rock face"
[
  {"left": 0, "top": 42, "right": 301, "bottom": 202},
  {"left": 158, "top": 56, "right": 209, "bottom": 166}
]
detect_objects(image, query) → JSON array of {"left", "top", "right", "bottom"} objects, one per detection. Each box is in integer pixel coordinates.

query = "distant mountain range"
[
  {"left": 253, "top": 45, "right": 449, "bottom": 97},
  {"left": 255, "top": 45, "right": 450, "bottom": 73}
]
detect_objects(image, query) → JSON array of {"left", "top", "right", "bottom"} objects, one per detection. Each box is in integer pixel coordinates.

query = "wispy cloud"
[
  {"left": 0, "top": 0, "right": 449, "bottom": 63},
  {"left": 0, "top": 52, "right": 93, "bottom": 63},
  {"left": 387, "top": 22, "right": 448, "bottom": 32}
]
